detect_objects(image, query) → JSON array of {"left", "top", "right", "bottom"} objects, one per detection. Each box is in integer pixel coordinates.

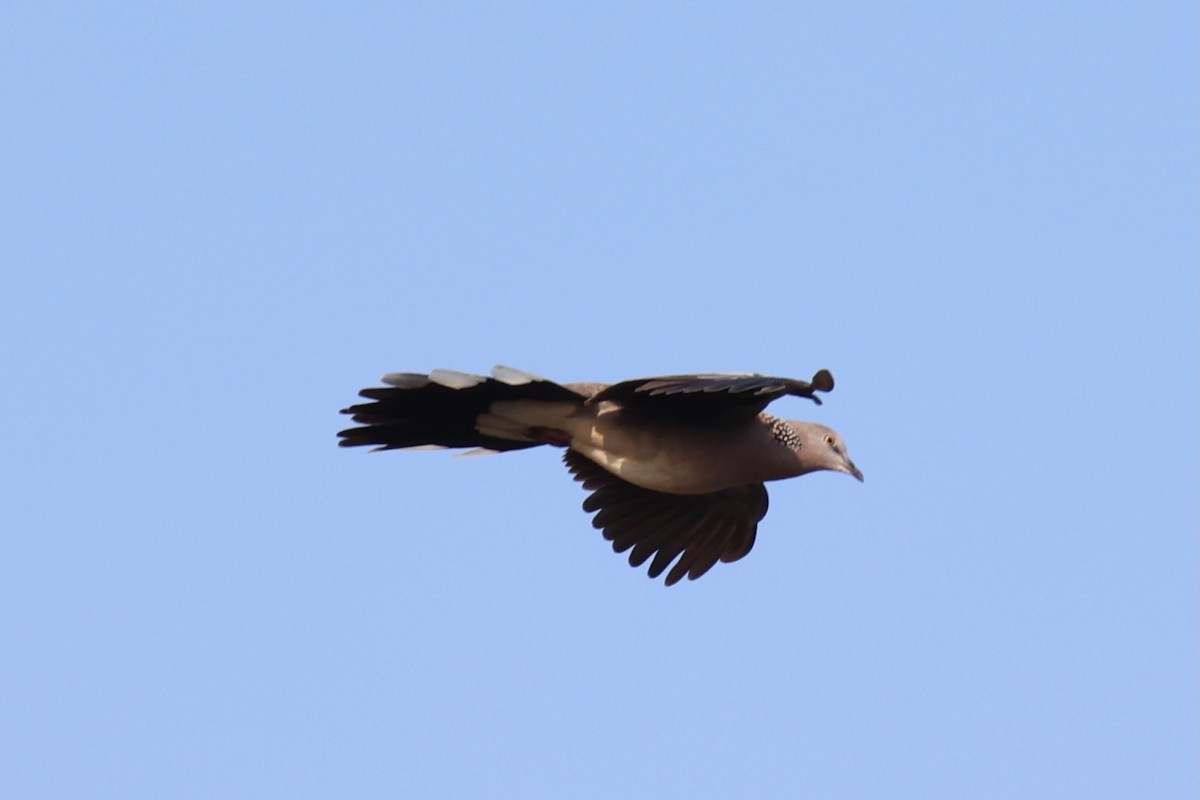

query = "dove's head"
[{"left": 768, "top": 418, "right": 864, "bottom": 482}]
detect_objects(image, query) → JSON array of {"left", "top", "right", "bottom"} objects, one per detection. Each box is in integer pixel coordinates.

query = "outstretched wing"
[
  {"left": 563, "top": 450, "right": 768, "bottom": 586},
  {"left": 587, "top": 369, "right": 834, "bottom": 419}
]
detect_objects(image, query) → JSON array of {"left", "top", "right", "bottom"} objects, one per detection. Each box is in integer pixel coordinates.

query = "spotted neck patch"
[{"left": 764, "top": 414, "right": 802, "bottom": 450}]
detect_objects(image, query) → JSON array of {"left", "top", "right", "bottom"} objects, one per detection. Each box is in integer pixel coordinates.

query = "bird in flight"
[{"left": 338, "top": 365, "right": 862, "bottom": 585}]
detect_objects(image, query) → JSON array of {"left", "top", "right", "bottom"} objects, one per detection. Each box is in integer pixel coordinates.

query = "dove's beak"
[{"left": 841, "top": 458, "right": 864, "bottom": 482}]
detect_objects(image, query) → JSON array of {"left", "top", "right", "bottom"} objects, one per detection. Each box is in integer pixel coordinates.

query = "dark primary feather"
[
  {"left": 587, "top": 369, "right": 834, "bottom": 418},
  {"left": 563, "top": 450, "right": 769, "bottom": 586}
]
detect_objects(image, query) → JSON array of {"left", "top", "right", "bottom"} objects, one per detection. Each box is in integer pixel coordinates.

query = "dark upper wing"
[
  {"left": 587, "top": 369, "right": 834, "bottom": 419},
  {"left": 563, "top": 450, "right": 768, "bottom": 586}
]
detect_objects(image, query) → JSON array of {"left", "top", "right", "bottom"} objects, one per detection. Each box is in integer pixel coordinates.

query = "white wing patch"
[
  {"left": 454, "top": 447, "right": 502, "bottom": 458},
  {"left": 381, "top": 372, "right": 430, "bottom": 389},
  {"left": 491, "top": 365, "right": 545, "bottom": 385},
  {"left": 428, "top": 369, "right": 486, "bottom": 389}
]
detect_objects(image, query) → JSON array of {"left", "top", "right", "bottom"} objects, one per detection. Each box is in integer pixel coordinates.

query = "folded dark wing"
[
  {"left": 587, "top": 370, "right": 833, "bottom": 419},
  {"left": 563, "top": 450, "right": 768, "bottom": 586}
]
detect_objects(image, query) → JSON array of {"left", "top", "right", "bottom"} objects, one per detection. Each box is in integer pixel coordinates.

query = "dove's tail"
[{"left": 337, "top": 366, "right": 585, "bottom": 454}]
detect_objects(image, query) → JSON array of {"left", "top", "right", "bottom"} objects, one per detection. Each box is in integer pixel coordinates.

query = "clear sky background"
[{"left": 2, "top": 3, "right": 1196, "bottom": 799}]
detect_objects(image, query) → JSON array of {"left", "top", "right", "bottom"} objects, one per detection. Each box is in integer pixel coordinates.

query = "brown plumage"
[{"left": 339, "top": 365, "right": 861, "bottom": 585}]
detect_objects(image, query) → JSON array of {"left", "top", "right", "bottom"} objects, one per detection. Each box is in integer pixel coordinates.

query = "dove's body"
[{"left": 339, "top": 366, "right": 861, "bottom": 584}]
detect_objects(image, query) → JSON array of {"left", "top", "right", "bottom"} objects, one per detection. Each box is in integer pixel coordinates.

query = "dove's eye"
[{"left": 823, "top": 433, "right": 836, "bottom": 446}]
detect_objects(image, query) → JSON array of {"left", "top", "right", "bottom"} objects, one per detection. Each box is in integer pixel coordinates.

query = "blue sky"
[{"left": 2, "top": 3, "right": 1196, "bottom": 798}]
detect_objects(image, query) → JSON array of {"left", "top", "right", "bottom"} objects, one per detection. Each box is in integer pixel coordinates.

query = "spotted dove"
[{"left": 338, "top": 366, "right": 862, "bottom": 585}]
